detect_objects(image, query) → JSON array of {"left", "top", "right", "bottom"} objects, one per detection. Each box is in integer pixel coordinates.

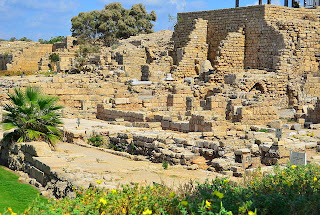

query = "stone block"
[
  {"left": 267, "top": 120, "right": 282, "bottom": 129},
  {"left": 291, "top": 124, "right": 301, "bottom": 131},
  {"left": 21, "top": 142, "right": 53, "bottom": 157}
]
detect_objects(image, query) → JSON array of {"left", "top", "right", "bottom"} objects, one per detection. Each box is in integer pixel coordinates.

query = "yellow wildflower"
[
  {"left": 223, "top": 179, "right": 230, "bottom": 183},
  {"left": 11, "top": 213, "right": 17, "bottom": 215},
  {"left": 169, "top": 192, "right": 176, "bottom": 198},
  {"left": 8, "top": 208, "right": 13, "bottom": 213},
  {"left": 142, "top": 209, "right": 153, "bottom": 215},
  {"left": 291, "top": 165, "right": 297, "bottom": 169},
  {"left": 205, "top": 200, "right": 212, "bottom": 208},
  {"left": 101, "top": 211, "right": 106, "bottom": 215},
  {"left": 314, "top": 177, "right": 318, "bottom": 182},
  {"left": 111, "top": 189, "right": 117, "bottom": 194},
  {"left": 96, "top": 180, "right": 103, "bottom": 184},
  {"left": 99, "top": 198, "right": 107, "bottom": 205},
  {"left": 248, "top": 211, "right": 257, "bottom": 215},
  {"left": 212, "top": 191, "right": 224, "bottom": 199},
  {"left": 181, "top": 200, "right": 188, "bottom": 206},
  {"left": 122, "top": 208, "right": 126, "bottom": 213},
  {"left": 143, "top": 196, "right": 148, "bottom": 200}
]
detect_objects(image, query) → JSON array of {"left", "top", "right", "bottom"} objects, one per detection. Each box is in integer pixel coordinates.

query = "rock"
[
  {"left": 164, "top": 73, "right": 174, "bottom": 81},
  {"left": 261, "top": 157, "right": 278, "bottom": 165},
  {"left": 288, "top": 132, "right": 297, "bottom": 136},
  {"left": 282, "top": 124, "right": 290, "bottom": 129},
  {"left": 279, "top": 109, "right": 296, "bottom": 119},
  {"left": 200, "top": 60, "right": 213, "bottom": 74},
  {"left": 186, "top": 164, "right": 199, "bottom": 170},
  {"left": 21, "top": 141, "right": 53, "bottom": 157},
  {"left": 211, "top": 158, "right": 233, "bottom": 171},
  {"left": 267, "top": 120, "right": 282, "bottom": 129},
  {"left": 310, "top": 124, "right": 320, "bottom": 129},
  {"left": 250, "top": 144, "right": 260, "bottom": 155},
  {"left": 305, "top": 142, "right": 317, "bottom": 149},
  {"left": 129, "top": 79, "right": 152, "bottom": 86},
  {"left": 221, "top": 171, "right": 233, "bottom": 176},
  {"left": 234, "top": 148, "right": 250, "bottom": 155},
  {"left": 310, "top": 155, "right": 320, "bottom": 161},
  {"left": 291, "top": 124, "right": 301, "bottom": 131},
  {"left": 259, "top": 143, "right": 273, "bottom": 152},
  {"left": 298, "top": 130, "right": 306, "bottom": 135}
]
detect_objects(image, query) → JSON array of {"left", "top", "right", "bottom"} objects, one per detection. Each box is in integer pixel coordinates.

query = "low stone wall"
[
  {"left": 65, "top": 129, "right": 225, "bottom": 166},
  {"left": 0, "top": 141, "right": 75, "bottom": 198},
  {"left": 96, "top": 104, "right": 147, "bottom": 122}
]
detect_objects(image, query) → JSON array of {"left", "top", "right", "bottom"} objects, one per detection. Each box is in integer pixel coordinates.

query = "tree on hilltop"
[
  {"left": 19, "top": 37, "right": 32, "bottom": 42},
  {"left": 71, "top": 3, "right": 156, "bottom": 46}
]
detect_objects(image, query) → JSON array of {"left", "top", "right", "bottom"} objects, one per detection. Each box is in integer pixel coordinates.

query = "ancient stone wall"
[
  {"left": 172, "top": 18, "right": 208, "bottom": 78},
  {"left": 0, "top": 42, "right": 53, "bottom": 72},
  {"left": 173, "top": 5, "right": 320, "bottom": 79},
  {"left": 0, "top": 74, "right": 119, "bottom": 118}
]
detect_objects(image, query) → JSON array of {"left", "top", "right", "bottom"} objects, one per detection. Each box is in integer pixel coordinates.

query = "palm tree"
[{"left": 2, "top": 86, "right": 64, "bottom": 147}]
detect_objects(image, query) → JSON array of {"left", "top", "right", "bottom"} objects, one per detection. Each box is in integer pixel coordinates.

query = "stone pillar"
[
  {"left": 236, "top": 0, "right": 239, "bottom": 7},
  {"left": 285, "top": 0, "right": 289, "bottom": 6},
  {"left": 268, "top": 0, "right": 271, "bottom": 3},
  {"left": 259, "top": 0, "right": 263, "bottom": 4}
]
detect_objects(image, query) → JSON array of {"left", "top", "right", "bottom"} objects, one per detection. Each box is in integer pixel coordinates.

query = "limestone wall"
[
  {"left": 172, "top": 18, "right": 208, "bottom": 78},
  {"left": 173, "top": 5, "right": 320, "bottom": 79},
  {"left": 0, "top": 74, "right": 119, "bottom": 118},
  {"left": 1, "top": 43, "right": 53, "bottom": 72}
]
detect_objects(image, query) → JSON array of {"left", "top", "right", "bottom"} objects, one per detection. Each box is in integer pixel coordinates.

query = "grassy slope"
[{"left": 0, "top": 166, "right": 47, "bottom": 213}]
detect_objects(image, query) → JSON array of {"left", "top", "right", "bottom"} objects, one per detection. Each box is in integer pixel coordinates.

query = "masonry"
[{"left": 172, "top": 5, "right": 320, "bottom": 79}]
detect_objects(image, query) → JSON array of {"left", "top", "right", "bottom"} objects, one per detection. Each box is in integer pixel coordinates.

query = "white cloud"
[{"left": 169, "top": 0, "right": 187, "bottom": 11}]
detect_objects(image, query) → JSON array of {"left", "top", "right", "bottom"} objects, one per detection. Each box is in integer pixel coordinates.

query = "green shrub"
[
  {"left": 88, "top": 134, "right": 105, "bottom": 147},
  {"left": 162, "top": 161, "right": 169, "bottom": 170},
  {"left": 49, "top": 53, "right": 60, "bottom": 63},
  {"left": 23, "top": 165, "right": 320, "bottom": 215},
  {"left": 258, "top": 129, "right": 270, "bottom": 133}
]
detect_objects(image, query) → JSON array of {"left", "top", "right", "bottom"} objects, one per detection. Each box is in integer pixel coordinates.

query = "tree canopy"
[
  {"left": 39, "top": 36, "right": 65, "bottom": 44},
  {"left": 71, "top": 3, "right": 156, "bottom": 46}
]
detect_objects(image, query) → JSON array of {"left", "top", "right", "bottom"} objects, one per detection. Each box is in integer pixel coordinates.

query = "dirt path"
[{"left": 47, "top": 142, "right": 226, "bottom": 189}]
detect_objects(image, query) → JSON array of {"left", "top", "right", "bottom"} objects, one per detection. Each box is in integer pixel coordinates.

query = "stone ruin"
[{"left": 2, "top": 5, "right": 320, "bottom": 182}]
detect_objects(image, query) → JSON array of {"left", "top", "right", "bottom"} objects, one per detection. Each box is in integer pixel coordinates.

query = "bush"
[
  {"left": 88, "top": 134, "right": 105, "bottom": 147},
  {"left": 162, "top": 161, "right": 169, "bottom": 170},
  {"left": 49, "top": 53, "right": 60, "bottom": 63},
  {"left": 23, "top": 165, "right": 320, "bottom": 214}
]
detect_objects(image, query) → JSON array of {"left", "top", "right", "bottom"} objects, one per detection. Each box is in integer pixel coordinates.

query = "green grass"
[{"left": 0, "top": 166, "right": 47, "bottom": 213}]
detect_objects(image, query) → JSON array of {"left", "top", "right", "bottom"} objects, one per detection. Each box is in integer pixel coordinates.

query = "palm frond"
[
  {"left": 46, "top": 133, "right": 61, "bottom": 147},
  {"left": 2, "top": 122, "right": 16, "bottom": 131},
  {"left": 2, "top": 86, "right": 64, "bottom": 147},
  {"left": 26, "top": 86, "right": 40, "bottom": 102}
]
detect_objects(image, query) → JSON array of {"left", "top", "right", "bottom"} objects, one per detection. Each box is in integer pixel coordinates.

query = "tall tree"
[
  {"left": 71, "top": 3, "right": 156, "bottom": 46},
  {"left": 71, "top": 10, "right": 101, "bottom": 42}
]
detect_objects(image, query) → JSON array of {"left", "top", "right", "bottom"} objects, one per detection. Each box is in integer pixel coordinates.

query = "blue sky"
[{"left": 0, "top": 0, "right": 282, "bottom": 41}]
